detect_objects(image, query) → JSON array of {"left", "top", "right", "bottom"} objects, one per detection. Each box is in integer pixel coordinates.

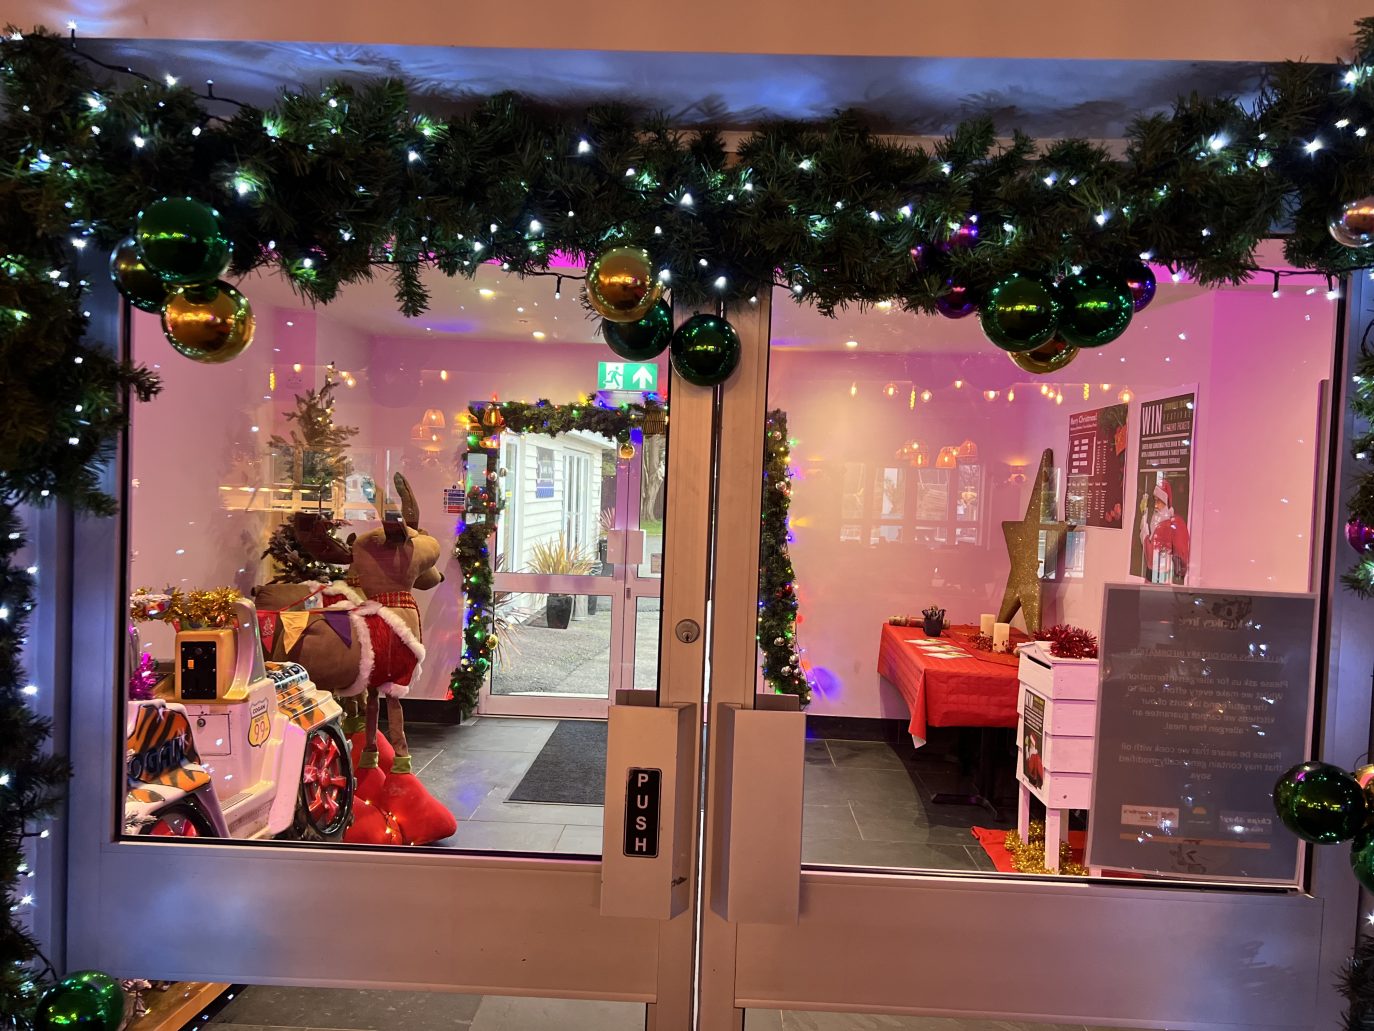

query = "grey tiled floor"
[
  {"left": 405, "top": 716, "right": 1015, "bottom": 869},
  {"left": 208, "top": 986, "right": 1146, "bottom": 1030}
]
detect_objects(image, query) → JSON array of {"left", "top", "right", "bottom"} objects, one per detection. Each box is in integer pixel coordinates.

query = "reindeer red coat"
[{"left": 255, "top": 474, "right": 456, "bottom": 844}]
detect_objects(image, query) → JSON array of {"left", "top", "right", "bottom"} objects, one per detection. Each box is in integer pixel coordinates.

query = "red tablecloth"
[{"left": 877, "top": 624, "right": 1024, "bottom": 746}]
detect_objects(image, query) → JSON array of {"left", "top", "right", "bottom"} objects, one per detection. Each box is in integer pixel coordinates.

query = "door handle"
[
  {"left": 709, "top": 696, "right": 805, "bottom": 924},
  {"left": 600, "top": 692, "right": 697, "bottom": 920}
]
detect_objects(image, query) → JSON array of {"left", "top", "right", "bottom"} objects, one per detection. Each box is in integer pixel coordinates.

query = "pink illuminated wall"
[{"left": 768, "top": 283, "right": 1335, "bottom": 719}]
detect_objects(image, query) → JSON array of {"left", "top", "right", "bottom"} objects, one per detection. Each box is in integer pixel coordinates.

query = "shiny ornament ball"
[
  {"left": 934, "top": 279, "right": 977, "bottom": 319},
  {"left": 109, "top": 236, "right": 169, "bottom": 313},
  {"left": 1008, "top": 336, "right": 1080, "bottom": 375},
  {"left": 1272, "top": 760, "right": 1367, "bottom": 844},
  {"left": 1121, "top": 261, "right": 1157, "bottom": 312},
  {"left": 1055, "top": 267, "right": 1134, "bottom": 348},
  {"left": 979, "top": 272, "right": 1062, "bottom": 352},
  {"left": 585, "top": 247, "right": 662, "bottom": 323},
  {"left": 161, "top": 281, "right": 255, "bottom": 363},
  {"left": 1352, "top": 828, "right": 1374, "bottom": 892},
  {"left": 942, "top": 218, "right": 979, "bottom": 251},
  {"left": 1329, "top": 197, "right": 1374, "bottom": 248},
  {"left": 135, "top": 196, "right": 232, "bottom": 284},
  {"left": 670, "top": 314, "right": 741, "bottom": 386},
  {"left": 618, "top": 441, "right": 637, "bottom": 460},
  {"left": 601, "top": 300, "right": 672, "bottom": 361},
  {"left": 35, "top": 971, "right": 125, "bottom": 1030},
  {"left": 1347, "top": 516, "right": 1374, "bottom": 555}
]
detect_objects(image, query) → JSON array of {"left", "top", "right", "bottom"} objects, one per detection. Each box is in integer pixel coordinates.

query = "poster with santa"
[
  {"left": 1066, "top": 402, "right": 1128, "bottom": 527},
  {"left": 1130, "top": 391, "right": 1196, "bottom": 584}
]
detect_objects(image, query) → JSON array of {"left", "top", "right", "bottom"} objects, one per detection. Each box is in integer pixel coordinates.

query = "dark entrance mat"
[{"left": 507, "top": 720, "right": 608, "bottom": 805}]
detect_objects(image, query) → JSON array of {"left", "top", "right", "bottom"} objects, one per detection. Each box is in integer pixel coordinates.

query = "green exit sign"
[{"left": 598, "top": 361, "right": 658, "bottom": 393}]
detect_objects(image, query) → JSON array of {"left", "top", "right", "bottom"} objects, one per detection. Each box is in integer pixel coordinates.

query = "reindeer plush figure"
[{"left": 255, "top": 473, "right": 456, "bottom": 845}]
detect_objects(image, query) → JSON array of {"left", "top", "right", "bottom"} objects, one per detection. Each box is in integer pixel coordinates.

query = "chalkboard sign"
[{"left": 1086, "top": 584, "right": 1316, "bottom": 883}]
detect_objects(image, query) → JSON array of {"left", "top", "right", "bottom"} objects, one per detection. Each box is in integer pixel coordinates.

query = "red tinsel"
[{"left": 1034, "top": 624, "right": 1099, "bottom": 660}]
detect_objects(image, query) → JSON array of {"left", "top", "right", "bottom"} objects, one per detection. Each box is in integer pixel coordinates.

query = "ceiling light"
[
  {"left": 844, "top": 340, "right": 859, "bottom": 349},
  {"left": 478, "top": 288, "right": 495, "bottom": 299}
]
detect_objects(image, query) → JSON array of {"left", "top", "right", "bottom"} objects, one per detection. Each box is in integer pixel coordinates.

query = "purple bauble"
[
  {"left": 1348, "top": 516, "right": 1374, "bottom": 555},
  {"left": 1122, "top": 262, "right": 1157, "bottom": 312},
  {"left": 934, "top": 279, "right": 977, "bottom": 319},
  {"left": 943, "top": 217, "right": 979, "bottom": 251}
]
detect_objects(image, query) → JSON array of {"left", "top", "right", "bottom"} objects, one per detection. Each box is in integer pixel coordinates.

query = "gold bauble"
[
  {"left": 160, "top": 281, "right": 255, "bottom": 363},
  {"left": 1009, "top": 336, "right": 1079, "bottom": 375},
  {"left": 585, "top": 247, "right": 662, "bottom": 323},
  {"left": 618, "top": 441, "right": 637, "bottom": 460},
  {"left": 1330, "top": 197, "right": 1374, "bottom": 248}
]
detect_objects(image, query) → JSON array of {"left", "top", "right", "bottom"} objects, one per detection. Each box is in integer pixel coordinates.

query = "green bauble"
[
  {"left": 1353, "top": 825, "right": 1374, "bottom": 892},
  {"left": 35, "top": 972, "right": 125, "bottom": 1030},
  {"left": 670, "top": 314, "right": 741, "bottom": 386},
  {"left": 602, "top": 300, "right": 672, "bottom": 361},
  {"left": 109, "top": 237, "right": 169, "bottom": 313},
  {"left": 135, "top": 196, "right": 232, "bottom": 285},
  {"left": 978, "top": 272, "right": 1061, "bottom": 352},
  {"left": 1273, "top": 760, "right": 1367, "bottom": 844},
  {"left": 1056, "top": 267, "right": 1134, "bottom": 348}
]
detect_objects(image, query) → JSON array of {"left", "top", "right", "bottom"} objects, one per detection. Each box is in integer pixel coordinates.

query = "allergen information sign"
[{"left": 1086, "top": 584, "right": 1315, "bottom": 883}]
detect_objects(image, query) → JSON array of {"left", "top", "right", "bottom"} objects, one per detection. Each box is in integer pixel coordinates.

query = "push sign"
[{"left": 623, "top": 767, "right": 662, "bottom": 858}]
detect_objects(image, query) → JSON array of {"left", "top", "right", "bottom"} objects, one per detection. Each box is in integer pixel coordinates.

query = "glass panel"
[
  {"left": 635, "top": 596, "right": 662, "bottom": 692},
  {"left": 123, "top": 263, "right": 668, "bottom": 854},
  {"left": 490, "top": 594, "right": 614, "bottom": 697},
  {"left": 746, "top": 1010, "right": 1131, "bottom": 1030},
  {"left": 638, "top": 433, "right": 667, "bottom": 578},
  {"left": 765, "top": 270, "right": 1335, "bottom": 883}
]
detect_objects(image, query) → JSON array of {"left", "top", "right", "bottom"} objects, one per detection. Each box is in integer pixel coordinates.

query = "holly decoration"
[{"left": 1033, "top": 623, "right": 1098, "bottom": 659}]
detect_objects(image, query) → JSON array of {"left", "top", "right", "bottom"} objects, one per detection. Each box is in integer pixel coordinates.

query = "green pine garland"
[
  {"left": 759, "top": 411, "right": 809, "bottom": 705},
  {"left": 1345, "top": 344, "right": 1374, "bottom": 597}
]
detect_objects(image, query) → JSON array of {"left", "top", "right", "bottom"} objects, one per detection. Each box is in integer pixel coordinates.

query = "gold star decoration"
[{"left": 997, "top": 448, "right": 1071, "bottom": 634}]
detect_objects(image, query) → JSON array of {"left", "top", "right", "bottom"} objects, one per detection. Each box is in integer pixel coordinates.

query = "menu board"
[
  {"left": 1087, "top": 584, "right": 1315, "bottom": 883},
  {"left": 1130, "top": 391, "right": 1196, "bottom": 584},
  {"left": 1066, "top": 403, "right": 1127, "bottom": 527}
]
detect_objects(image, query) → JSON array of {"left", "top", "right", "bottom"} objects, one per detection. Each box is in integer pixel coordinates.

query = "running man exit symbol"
[
  {"left": 623, "top": 767, "right": 662, "bottom": 858},
  {"left": 598, "top": 362, "right": 658, "bottom": 393}
]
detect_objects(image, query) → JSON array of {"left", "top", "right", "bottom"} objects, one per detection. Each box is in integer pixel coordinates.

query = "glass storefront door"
[{"left": 691, "top": 257, "right": 1364, "bottom": 1030}]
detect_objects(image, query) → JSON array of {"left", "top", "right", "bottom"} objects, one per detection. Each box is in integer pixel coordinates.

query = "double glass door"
[{"left": 64, "top": 259, "right": 1361, "bottom": 1031}]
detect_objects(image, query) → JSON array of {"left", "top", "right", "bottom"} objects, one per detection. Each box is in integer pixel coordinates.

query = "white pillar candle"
[
  {"left": 992, "top": 622, "right": 1011, "bottom": 653},
  {"left": 980, "top": 613, "right": 996, "bottom": 637}
]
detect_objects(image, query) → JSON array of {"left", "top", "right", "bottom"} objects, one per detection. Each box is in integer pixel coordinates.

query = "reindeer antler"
[{"left": 395, "top": 472, "right": 420, "bottom": 530}]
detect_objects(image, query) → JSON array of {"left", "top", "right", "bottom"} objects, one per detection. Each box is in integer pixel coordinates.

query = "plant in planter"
[
  {"left": 921, "top": 605, "right": 948, "bottom": 637},
  {"left": 527, "top": 534, "right": 595, "bottom": 629}
]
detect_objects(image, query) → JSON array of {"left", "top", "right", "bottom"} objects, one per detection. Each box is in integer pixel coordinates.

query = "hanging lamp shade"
[
  {"left": 935, "top": 446, "right": 959, "bottom": 469},
  {"left": 421, "top": 407, "right": 446, "bottom": 430},
  {"left": 957, "top": 439, "right": 979, "bottom": 462}
]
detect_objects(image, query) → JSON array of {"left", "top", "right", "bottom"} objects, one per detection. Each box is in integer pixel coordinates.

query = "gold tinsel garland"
[
  {"left": 130, "top": 586, "right": 242, "bottom": 629},
  {"left": 1003, "top": 820, "right": 1088, "bottom": 876}
]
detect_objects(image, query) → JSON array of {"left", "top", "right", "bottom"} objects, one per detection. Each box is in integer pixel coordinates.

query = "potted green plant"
[{"left": 527, "top": 534, "right": 595, "bottom": 629}]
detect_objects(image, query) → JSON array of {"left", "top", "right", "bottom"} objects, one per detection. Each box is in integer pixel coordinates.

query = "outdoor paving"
[{"left": 488, "top": 600, "right": 660, "bottom": 695}]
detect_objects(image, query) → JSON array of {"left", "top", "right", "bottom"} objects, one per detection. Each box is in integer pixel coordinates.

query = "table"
[
  {"left": 876, "top": 623, "right": 1027, "bottom": 813},
  {"left": 876, "top": 624, "right": 1024, "bottom": 747}
]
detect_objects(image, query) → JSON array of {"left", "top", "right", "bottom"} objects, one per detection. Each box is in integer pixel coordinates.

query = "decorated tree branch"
[{"left": 759, "top": 411, "right": 810, "bottom": 705}]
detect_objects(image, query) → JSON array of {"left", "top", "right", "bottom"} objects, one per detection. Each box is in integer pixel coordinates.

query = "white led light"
[
  {"left": 1043, "top": 172, "right": 1058, "bottom": 186},
  {"left": 164, "top": 73, "right": 178, "bottom": 87},
  {"left": 67, "top": 437, "right": 78, "bottom": 445},
  {"left": 1207, "top": 134, "right": 1228, "bottom": 151},
  {"left": 528, "top": 219, "right": 542, "bottom": 234},
  {"left": 22, "top": 685, "right": 36, "bottom": 696},
  {"left": 407, "top": 149, "right": 420, "bottom": 162},
  {"left": 679, "top": 192, "right": 693, "bottom": 207},
  {"left": 714, "top": 275, "right": 727, "bottom": 289},
  {"left": 1094, "top": 211, "right": 1110, "bottom": 226},
  {"left": 1139, "top": 250, "right": 1154, "bottom": 261},
  {"left": 940, "top": 162, "right": 952, "bottom": 175},
  {"left": 132, "top": 135, "right": 146, "bottom": 149},
  {"left": 1338, "top": 118, "right": 1351, "bottom": 128},
  {"left": 577, "top": 139, "right": 591, "bottom": 154},
  {"left": 798, "top": 158, "right": 813, "bottom": 171},
  {"left": 1305, "top": 138, "right": 1324, "bottom": 154},
  {"left": 899, "top": 204, "right": 912, "bottom": 218},
  {"left": 657, "top": 269, "right": 671, "bottom": 282}
]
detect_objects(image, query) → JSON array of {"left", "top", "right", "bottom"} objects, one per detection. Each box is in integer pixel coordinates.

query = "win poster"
[
  {"left": 1131, "top": 392, "right": 1196, "bottom": 584},
  {"left": 1065, "top": 403, "right": 1128, "bottom": 527}
]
